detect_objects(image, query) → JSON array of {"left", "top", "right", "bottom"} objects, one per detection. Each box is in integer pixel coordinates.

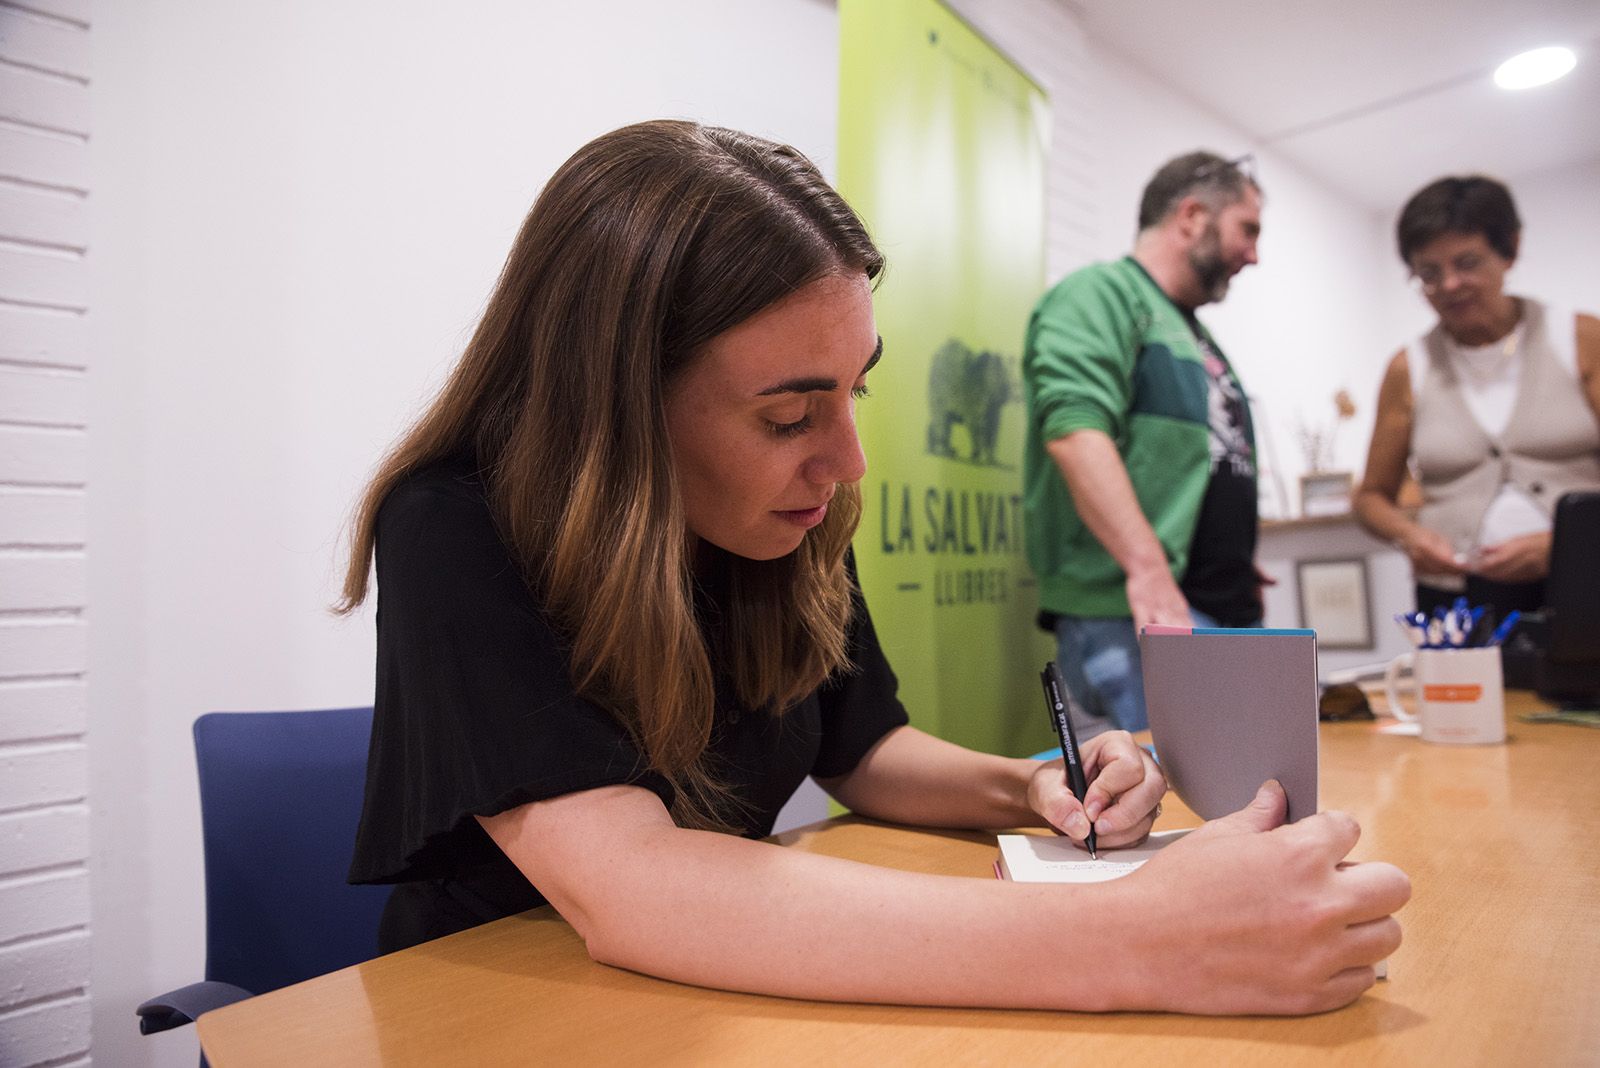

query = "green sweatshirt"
[{"left": 1022, "top": 257, "right": 1232, "bottom": 618}]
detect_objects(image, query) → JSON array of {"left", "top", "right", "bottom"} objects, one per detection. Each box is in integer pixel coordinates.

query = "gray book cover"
[{"left": 1139, "top": 627, "right": 1320, "bottom": 822}]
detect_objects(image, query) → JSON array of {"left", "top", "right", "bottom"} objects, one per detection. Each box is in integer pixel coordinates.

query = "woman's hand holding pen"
[
  {"left": 1026, "top": 730, "right": 1165, "bottom": 851},
  {"left": 1111, "top": 780, "right": 1411, "bottom": 1015}
]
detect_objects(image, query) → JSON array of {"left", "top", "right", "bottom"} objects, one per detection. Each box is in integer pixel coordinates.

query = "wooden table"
[{"left": 198, "top": 693, "right": 1600, "bottom": 1066}]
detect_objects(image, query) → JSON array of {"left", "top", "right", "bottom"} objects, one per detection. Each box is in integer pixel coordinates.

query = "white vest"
[{"left": 1409, "top": 299, "right": 1600, "bottom": 589}]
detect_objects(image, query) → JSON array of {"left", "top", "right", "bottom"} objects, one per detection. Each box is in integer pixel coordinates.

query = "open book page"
[{"left": 995, "top": 829, "right": 1190, "bottom": 883}]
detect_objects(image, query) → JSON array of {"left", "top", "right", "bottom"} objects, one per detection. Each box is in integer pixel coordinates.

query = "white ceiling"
[{"left": 1071, "top": 0, "right": 1600, "bottom": 212}]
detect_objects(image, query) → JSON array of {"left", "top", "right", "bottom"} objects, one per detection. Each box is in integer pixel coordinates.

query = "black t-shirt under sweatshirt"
[
  {"left": 1178, "top": 314, "right": 1261, "bottom": 626},
  {"left": 348, "top": 453, "right": 909, "bottom": 952}
]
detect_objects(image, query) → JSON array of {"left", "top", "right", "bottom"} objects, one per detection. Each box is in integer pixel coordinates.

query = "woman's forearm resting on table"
[
  {"left": 477, "top": 779, "right": 1407, "bottom": 1016},
  {"left": 478, "top": 782, "right": 1133, "bottom": 1011}
]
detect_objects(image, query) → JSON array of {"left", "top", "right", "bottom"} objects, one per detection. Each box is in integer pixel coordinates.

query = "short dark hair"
[
  {"left": 1395, "top": 176, "right": 1520, "bottom": 265},
  {"left": 1137, "top": 151, "right": 1258, "bottom": 231}
]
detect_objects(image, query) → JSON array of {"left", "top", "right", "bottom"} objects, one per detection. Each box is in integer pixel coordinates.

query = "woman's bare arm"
[
  {"left": 477, "top": 780, "right": 1408, "bottom": 1016},
  {"left": 1577, "top": 313, "right": 1600, "bottom": 422},
  {"left": 1353, "top": 349, "right": 1463, "bottom": 577},
  {"left": 818, "top": 724, "right": 1163, "bottom": 849}
]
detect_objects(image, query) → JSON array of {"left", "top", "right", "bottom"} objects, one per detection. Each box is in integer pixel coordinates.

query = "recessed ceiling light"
[{"left": 1494, "top": 46, "right": 1577, "bottom": 90}]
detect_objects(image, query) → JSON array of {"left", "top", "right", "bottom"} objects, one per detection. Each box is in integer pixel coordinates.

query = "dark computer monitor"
[{"left": 1536, "top": 491, "right": 1600, "bottom": 708}]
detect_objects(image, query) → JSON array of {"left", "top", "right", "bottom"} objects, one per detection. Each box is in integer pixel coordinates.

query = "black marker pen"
[{"left": 1040, "top": 661, "right": 1096, "bottom": 859}]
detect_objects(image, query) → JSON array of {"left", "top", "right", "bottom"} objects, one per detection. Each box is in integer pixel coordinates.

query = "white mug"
[{"left": 1383, "top": 647, "right": 1507, "bottom": 744}]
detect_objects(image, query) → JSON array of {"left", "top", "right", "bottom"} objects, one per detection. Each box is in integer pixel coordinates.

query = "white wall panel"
[
  {"left": 0, "top": 679, "right": 86, "bottom": 742},
  {"left": 0, "top": 426, "right": 87, "bottom": 483},
  {"left": 0, "top": 183, "right": 88, "bottom": 249},
  {"left": 4, "top": 0, "right": 90, "bottom": 28},
  {"left": 0, "top": 930, "right": 90, "bottom": 1009},
  {"left": 0, "top": 552, "right": 88, "bottom": 610},
  {"left": 0, "top": 6, "right": 92, "bottom": 80},
  {"left": 0, "top": 743, "right": 87, "bottom": 810},
  {"left": 0, "top": 305, "right": 87, "bottom": 367},
  {"left": 0, "top": 804, "right": 88, "bottom": 874},
  {"left": 0, "top": 124, "right": 91, "bottom": 192},
  {"left": 0, "top": 995, "right": 91, "bottom": 1066},
  {"left": 0, "top": 869, "right": 88, "bottom": 943},
  {"left": 0, "top": 366, "right": 86, "bottom": 424},
  {"left": 0, "top": 620, "right": 87, "bottom": 675},
  {"left": 0, "top": 246, "right": 86, "bottom": 307},
  {"left": 0, "top": 4, "right": 91, "bottom": 1065},
  {"left": 0, "top": 489, "right": 86, "bottom": 544},
  {"left": 0, "top": 66, "right": 89, "bottom": 135}
]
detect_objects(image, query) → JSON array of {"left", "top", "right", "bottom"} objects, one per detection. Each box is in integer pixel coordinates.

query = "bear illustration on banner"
[{"left": 924, "top": 338, "right": 1020, "bottom": 468}]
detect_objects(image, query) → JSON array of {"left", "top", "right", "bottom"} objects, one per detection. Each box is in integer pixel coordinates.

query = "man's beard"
[{"left": 1187, "top": 220, "right": 1232, "bottom": 303}]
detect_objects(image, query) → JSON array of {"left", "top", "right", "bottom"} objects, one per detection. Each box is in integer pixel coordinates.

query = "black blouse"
[{"left": 348, "top": 453, "right": 909, "bottom": 950}]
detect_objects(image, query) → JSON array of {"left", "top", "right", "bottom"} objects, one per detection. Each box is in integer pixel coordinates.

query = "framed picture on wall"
[{"left": 1296, "top": 557, "right": 1373, "bottom": 649}]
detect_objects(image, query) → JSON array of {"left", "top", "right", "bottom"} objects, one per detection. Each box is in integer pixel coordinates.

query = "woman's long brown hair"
[{"left": 337, "top": 121, "right": 884, "bottom": 829}]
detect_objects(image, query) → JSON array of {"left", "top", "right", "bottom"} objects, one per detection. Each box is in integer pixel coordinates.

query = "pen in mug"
[
  {"left": 1040, "top": 661, "right": 1096, "bottom": 859},
  {"left": 1465, "top": 605, "right": 1488, "bottom": 645},
  {"left": 1441, "top": 609, "right": 1462, "bottom": 648},
  {"left": 1450, "top": 598, "right": 1474, "bottom": 648},
  {"left": 1487, "top": 610, "right": 1522, "bottom": 647}
]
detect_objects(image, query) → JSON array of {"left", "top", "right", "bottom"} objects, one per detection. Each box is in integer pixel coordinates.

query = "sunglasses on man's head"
[{"left": 1190, "top": 153, "right": 1256, "bottom": 186}]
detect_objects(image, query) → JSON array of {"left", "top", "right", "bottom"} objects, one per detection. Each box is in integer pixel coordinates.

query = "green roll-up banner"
[{"left": 838, "top": 0, "right": 1054, "bottom": 757}]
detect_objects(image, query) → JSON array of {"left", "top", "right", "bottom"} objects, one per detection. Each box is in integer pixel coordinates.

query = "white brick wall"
[{"left": 0, "top": 0, "right": 94, "bottom": 1064}]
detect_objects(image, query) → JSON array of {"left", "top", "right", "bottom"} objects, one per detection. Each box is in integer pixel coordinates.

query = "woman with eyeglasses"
[
  {"left": 339, "top": 120, "right": 1408, "bottom": 1015},
  {"left": 1354, "top": 175, "right": 1600, "bottom": 620}
]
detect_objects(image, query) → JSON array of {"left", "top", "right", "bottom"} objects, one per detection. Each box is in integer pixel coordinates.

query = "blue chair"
[{"left": 136, "top": 707, "right": 392, "bottom": 1036}]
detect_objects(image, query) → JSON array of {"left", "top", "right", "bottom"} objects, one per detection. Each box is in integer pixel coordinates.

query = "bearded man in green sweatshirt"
[{"left": 1023, "top": 152, "right": 1269, "bottom": 739}]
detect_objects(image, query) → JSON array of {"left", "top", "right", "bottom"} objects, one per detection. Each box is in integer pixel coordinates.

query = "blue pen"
[
  {"left": 1487, "top": 610, "right": 1522, "bottom": 647},
  {"left": 1394, "top": 613, "right": 1425, "bottom": 648},
  {"left": 1451, "top": 598, "right": 1474, "bottom": 648},
  {"left": 1443, "top": 609, "right": 1463, "bottom": 648}
]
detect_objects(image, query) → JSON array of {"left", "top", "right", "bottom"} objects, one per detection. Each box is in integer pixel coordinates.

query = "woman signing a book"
[{"left": 341, "top": 120, "right": 1408, "bottom": 1015}]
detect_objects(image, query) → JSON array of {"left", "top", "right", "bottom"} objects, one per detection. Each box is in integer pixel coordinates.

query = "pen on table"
[{"left": 1040, "top": 661, "right": 1097, "bottom": 859}]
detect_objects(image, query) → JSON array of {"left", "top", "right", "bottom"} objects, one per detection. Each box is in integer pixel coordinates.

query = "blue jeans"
[{"left": 1053, "top": 609, "right": 1253, "bottom": 739}]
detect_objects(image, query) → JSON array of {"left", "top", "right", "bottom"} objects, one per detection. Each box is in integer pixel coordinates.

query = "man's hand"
[
  {"left": 1252, "top": 562, "right": 1278, "bottom": 614},
  {"left": 1126, "top": 564, "right": 1193, "bottom": 634}
]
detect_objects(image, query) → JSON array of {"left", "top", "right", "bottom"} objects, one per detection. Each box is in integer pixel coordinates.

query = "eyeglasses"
[{"left": 1410, "top": 252, "right": 1490, "bottom": 295}]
